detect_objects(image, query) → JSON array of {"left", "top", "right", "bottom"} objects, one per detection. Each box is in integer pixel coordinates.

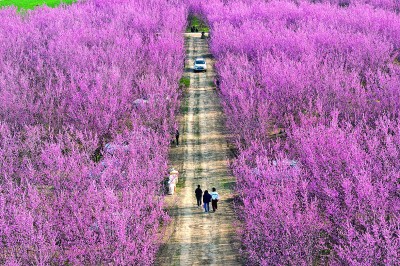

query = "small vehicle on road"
[{"left": 193, "top": 58, "right": 207, "bottom": 72}]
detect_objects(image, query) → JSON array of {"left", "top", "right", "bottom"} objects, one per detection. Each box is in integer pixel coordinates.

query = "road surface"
[{"left": 155, "top": 33, "right": 241, "bottom": 266}]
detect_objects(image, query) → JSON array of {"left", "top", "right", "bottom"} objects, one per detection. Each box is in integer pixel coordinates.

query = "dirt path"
[{"left": 155, "top": 33, "right": 241, "bottom": 265}]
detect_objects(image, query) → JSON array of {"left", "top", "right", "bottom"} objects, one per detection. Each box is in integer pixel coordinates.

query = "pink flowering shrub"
[
  {"left": 191, "top": 0, "right": 400, "bottom": 264},
  {"left": 0, "top": 0, "right": 186, "bottom": 264}
]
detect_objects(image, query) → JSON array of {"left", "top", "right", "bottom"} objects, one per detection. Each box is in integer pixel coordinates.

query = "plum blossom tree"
[
  {"left": 0, "top": 0, "right": 186, "bottom": 264},
  {"left": 190, "top": 0, "right": 400, "bottom": 264}
]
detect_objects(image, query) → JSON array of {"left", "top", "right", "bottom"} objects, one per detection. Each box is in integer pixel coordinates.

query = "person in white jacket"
[
  {"left": 167, "top": 169, "right": 179, "bottom": 195},
  {"left": 210, "top": 187, "right": 219, "bottom": 212}
]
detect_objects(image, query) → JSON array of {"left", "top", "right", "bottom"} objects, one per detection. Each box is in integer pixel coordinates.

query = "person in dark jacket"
[
  {"left": 203, "top": 190, "right": 212, "bottom": 213},
  {"left": 175, "top": 129, "right": 180, "bottom": 146},
  {"left": 195, "top": 185, "right": 203, "bottom": 207}
]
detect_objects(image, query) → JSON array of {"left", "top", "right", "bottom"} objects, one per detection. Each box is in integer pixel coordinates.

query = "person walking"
[
  {"left": 175, "top": 129, "right": 180, "bottom": 146},
  {"left": 195, "top": 185, "right": 203, "bottom": 207},
  {"left": 210, "top": 187, "right": 219, "bottom": 212},
  {"left": 203, "top": 190, "right": 212, "bottom": 213}
]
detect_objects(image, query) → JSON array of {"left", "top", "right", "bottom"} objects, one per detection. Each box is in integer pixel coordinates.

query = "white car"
[{"left": 193, "top": 58, "right": 207, "bottom": 72}]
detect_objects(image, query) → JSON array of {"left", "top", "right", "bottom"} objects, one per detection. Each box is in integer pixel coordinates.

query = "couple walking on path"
[{"left": 195, "top": 185, "right": 219, "bottom": 213}]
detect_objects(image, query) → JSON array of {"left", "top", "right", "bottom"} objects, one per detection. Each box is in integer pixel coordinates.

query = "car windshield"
[{"left": 195, "top": 60, "right": 205, "bottom": 64}]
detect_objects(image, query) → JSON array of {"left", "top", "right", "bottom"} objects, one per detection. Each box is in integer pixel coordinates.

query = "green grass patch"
[
  {"left": 187, "top": 15, "right": 209, "bottom": 33},
  {"left": 179, "top": 76, "right": 190, "bottom": 88},
  {"left": 181, "top": 96, "right": 189, "bottom": 114},
  {"left": 195, "top": 167, "right": 204, "bottom": 174},
  {"left": 0, "top": 0, "right": 75, "bottom": 10},
  {"left": 221, "top": 181, "right": 235, "bottom": 190},
  {"left": 181, "top": 105, "right": 189, "bottom": 114},
  {"left": 219, "top": 178, "right": 236, "bottom": 190},
  {"left": 176, "top": 181, "right": 184, "bottom": 189},
  {"left": 194, "top": 127, "right": 200, "bottom": 136}
]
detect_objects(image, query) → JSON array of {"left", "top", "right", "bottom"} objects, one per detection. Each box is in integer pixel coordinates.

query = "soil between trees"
[{"left": 155, "top": 33, "right": 242, "bottom": 265}]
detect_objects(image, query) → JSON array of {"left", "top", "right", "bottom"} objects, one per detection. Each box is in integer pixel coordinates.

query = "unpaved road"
[{"left": 155, "top": 33, "right": 241, "bottom": 265}]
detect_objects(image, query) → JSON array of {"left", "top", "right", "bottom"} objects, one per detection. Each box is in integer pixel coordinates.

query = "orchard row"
[
  {"left": 192, "top": 0, "right": 399, "bottom": 264},
  {"left": 0, "top": 0, "right": 185, "bottom": 264}
]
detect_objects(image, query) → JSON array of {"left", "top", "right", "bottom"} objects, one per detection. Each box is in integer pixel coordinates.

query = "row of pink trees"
[
  {"left": 311, "top": 0, "right": 400, "bottom": 13},
  {"left": 191, "top": 0, "right": 399, "bottom": 264},
  {"left": 0, "top": 0, "right": 186, "bottom": 264}
]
